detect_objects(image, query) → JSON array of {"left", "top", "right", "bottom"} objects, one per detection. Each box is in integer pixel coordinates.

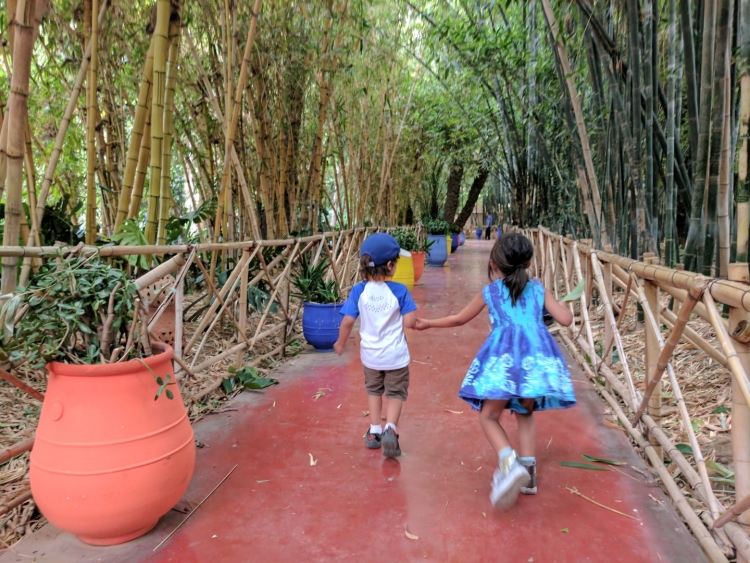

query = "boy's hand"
[
  {"left": 415, "top": 318, "right": 430, "bottom": 331},
  {"left": 333, "top": 341, "right": 345, "bottom": 355}
]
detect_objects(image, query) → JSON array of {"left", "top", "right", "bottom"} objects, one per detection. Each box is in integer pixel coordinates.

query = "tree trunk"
[
  {"left": 454, "top": 167, "right": 490, "bottom": 229},
  {"left": 442, "top": 161, "right": 464, "bottom": 223}
]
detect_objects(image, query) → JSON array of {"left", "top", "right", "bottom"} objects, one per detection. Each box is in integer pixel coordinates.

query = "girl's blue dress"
[{"left": 459, "top": 279, "right": 576, "bottom": 413}]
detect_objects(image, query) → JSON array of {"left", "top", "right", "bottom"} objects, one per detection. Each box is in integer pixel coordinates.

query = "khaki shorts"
[{"left": 363, "top": 366, "right": 410, "bottom": 401}]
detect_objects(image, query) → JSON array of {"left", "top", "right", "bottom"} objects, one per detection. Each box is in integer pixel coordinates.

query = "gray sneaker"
[
  {"left": 520, "top": 462, "right": 537, "bottom": 495},
  {"left": 381, "top": 427, "right": 401, "bottom": 457},
  {"left": 490, "top": 450, "right": 530, "bottom": 510}
]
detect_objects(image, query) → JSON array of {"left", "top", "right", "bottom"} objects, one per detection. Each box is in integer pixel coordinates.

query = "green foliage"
[
  {"left": 291, "top": 255, "right": 341, "bottom": 304},
  {"left": 388, "top": 227, "right": 418, "bottom": 251},
  {"left": 111, "top": 220, "right": 151, "bottom": 270},
  {"left": 222, "top": 365, "right": 279, "bottom": 393},
  {"left": 422, "top": 217, "right": 451, "bottom": 235},
  {"left": 165, "top": 197, "right": 218, "bottom": 244},
  {"left": 1, "top": 252, "right": 138, "bottom": 367}
]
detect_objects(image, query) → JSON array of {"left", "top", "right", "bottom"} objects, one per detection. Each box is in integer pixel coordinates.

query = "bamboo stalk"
[
  {"left": 114, "top": 36, "right": 154, "bottom": 231},
  {"left": 1, "top": 0, "right": 45, "bottom": 294},
  {"left": 660, "top": 308, "right": 728, "bottom": 366},
  {"left": 85, "top": 0, "right": 99, "bottom": 245},
  {"left": 144, "top": 0, "right": 171, "bottom": 245}
]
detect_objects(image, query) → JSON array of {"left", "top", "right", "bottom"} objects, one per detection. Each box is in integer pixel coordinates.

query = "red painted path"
[{"left": 1, "top": 240, "right": 707, "bottom": 563}]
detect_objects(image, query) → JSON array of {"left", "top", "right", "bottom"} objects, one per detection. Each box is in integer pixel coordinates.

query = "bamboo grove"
[{"left": 1, "top": 0, "right": 750, "bottom": 293}]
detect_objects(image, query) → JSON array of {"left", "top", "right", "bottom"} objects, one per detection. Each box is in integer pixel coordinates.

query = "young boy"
[{"left": 333, "top": 233, "right": 417, "bottom": 457}]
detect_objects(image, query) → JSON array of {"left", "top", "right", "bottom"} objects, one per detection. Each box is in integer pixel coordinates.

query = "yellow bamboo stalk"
[
  {"left": 115, "top": 37, "right": 155, "bottom": 231},
  {"left": 2, "top": 0, "right": 45, "bottom": 294},
  {"left": 128, "top": 112, "right": 152, "bottom": 219},
  {"left": 144, "top": 0, "right": 170, "bottom": 245},
  {"left": 85, "top": 0, "right": 99, "bottom": 245},
  {"left": 156, "top": 28, "right": 181, "bottom": 246}
]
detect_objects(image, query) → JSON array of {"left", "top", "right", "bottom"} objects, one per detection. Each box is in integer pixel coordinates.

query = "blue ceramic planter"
[
  {"left": 459, "top": 232, "right": 465, "bottom": 246},
  {"left": 426, "top": 235, "right": 447, "bottom": 267},
  {"left": 302, "top": 302, "right": 343, "bottom": 352},
  {"left": 450, "top": 233, "right": 459, "bottom": 252},
  {"left": 476, "top": 228, "right": 483, "bottom": 240}
]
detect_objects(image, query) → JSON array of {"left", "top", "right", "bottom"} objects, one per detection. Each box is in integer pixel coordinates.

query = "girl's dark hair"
[
  {"left": 359, "top": 254, "right": 398, "bottom": 281},
  {"left": 488, "top": 233, "right": 534, "bottom": 305}
]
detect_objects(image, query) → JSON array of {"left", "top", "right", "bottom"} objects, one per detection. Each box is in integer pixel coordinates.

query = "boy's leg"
[
  {"left": 381, "top": 367, "right": 409, "bottom": 457},
  {"left": 363, "top": 368, "right": 386, "bottom": 449}
]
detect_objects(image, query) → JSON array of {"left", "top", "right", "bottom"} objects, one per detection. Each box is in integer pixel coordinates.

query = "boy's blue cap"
[{"left": 361, "top": 233, "right": 401, "bottom": 266}]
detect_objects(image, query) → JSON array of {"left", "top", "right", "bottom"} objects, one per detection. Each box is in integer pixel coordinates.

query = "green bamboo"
[
  {"left": 665, "top": 0, "right": 677, "bottom": 267},
  {"left": 144, "top": 0, "right": 170, "bottom": 245}
]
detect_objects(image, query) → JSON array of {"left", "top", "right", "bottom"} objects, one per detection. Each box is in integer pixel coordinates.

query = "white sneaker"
[{"left": 490, "top": 450, "right": 530, "bottom": 511}]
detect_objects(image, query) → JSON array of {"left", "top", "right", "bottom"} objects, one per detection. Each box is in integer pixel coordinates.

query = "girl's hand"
[{"left": 415, "top": 318, "right": 431, "bottom": 330}]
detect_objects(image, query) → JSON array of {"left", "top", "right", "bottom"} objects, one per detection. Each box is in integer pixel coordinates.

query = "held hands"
[{"left": 414, "top": 318, "right": 431, "bottom": 331}]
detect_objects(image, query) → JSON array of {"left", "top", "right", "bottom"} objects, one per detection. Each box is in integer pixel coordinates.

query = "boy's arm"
[
  {"left": 334, "top": 315, "right": 356, "bottom": 355},
  {"left": 416, "top": 292, "right": 485, "bottom": 329},
  {"left": 402, "top": 311, "right": 416, "bottom": 329}
]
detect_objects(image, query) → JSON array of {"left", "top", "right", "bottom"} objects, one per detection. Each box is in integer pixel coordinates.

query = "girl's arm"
[
  {"left": 415, "top": 293, "right": 485, "bottom": 330},
  {"left": 543, "top": 288, "right": 573, "bottom": 327}
]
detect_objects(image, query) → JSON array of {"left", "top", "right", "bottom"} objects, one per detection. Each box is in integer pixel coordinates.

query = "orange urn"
[
  {"left": 412, "top": 251, "right": 426, "bottom": 284},
  {"left": 30, "top": 343, "right": 195, "bottom": 546}
]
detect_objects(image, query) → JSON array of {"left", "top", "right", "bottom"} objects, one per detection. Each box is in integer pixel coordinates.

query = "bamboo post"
[
  {"left": 572, "top": 243, "right": 598, "bottom": 368},
  {"left": 642, "top": 257, "right": 662, "bottom": 458},
  {"left": 632, "top": 277, "right": 706, "bottom": 422},
  {"left": 236, "top": 248, "right": 250, "bottom": 369},
  {"left": 174, "top": 264, "right": 184, "bottom": 372},
  {"left": 602, "top": 245, "right": 613, "bottom": 368},
  {"left": 728, "top": 263, "right": 750, "bottom": 557},
  {"left": 589, "top": 254, "right": 638, "bottom": 408}
]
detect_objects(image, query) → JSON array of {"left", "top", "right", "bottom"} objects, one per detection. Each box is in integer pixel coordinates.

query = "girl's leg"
[
  {"left": 479, "top": 399, "right": 510, "bottom": 454},
  {"left": 516, "top": 399, "right": 536, "bottom": 457},
  {"left": 517, "top": 399, "right": 537, "bottom": 495}
]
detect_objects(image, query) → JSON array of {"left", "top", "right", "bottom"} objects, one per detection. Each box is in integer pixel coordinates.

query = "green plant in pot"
[
  {"left": 0, "top": 251, "right": 195, "bottom": 546},
  {"left": 388, "top": 227, "right": 421, "bottom": 287},
  {"left": 291, "top": 254, "right": 343, "bottom": 352},
  {"left": 422, "top": 218, "right": 450, "bottom": 267}
]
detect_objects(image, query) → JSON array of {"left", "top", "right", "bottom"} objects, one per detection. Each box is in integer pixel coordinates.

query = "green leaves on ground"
[{"left": 222, "top": 366, "right": 279, "bottom": 394}]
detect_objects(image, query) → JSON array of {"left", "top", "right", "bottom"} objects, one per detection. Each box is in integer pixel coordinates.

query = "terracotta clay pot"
[
  {"left": 30, "top": 343, "right": 195, "bottom": 546},
  {"left": 412, "top": 251, "right": 426, "bottom": 283},
  {"left": 139, "top": 276, "right": 182, "bottom": 348}
]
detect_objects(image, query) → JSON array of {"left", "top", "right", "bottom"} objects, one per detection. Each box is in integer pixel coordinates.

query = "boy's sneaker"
[
  {"left": 520, "top": 463, "right": 537, "bottom": 495},
  {"left": 381, "top": 427, "right": 401, "bottom": 457},
  {"left": 364, "top": 429, "right": 382, "bottom": 449},
  {"left": 490, "top": 450, "right": 530, "bottom": 510}
]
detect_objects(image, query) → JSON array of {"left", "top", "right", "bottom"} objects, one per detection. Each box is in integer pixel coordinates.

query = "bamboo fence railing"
[
  {"left": 525, "top": 226, "right": 750, "bottom": 563},
  {"left": 0, "top": 225, "right": 395, "bottom": 522}
]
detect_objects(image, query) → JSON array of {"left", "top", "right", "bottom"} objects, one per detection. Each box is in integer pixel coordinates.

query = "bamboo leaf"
[
  {"left": 559, "top": 461, "right": 610, "bottom": 471},
  {"left": 560, "top": 280, "right": 586, "bottom": 302},
  {"left": 581, "top": 454, "right": 625, "bottom": 466}
]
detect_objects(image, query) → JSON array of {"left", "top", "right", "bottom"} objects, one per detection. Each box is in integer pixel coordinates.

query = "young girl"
[{"left": 415, "top": 233, "right": 575, "bottom": 510}]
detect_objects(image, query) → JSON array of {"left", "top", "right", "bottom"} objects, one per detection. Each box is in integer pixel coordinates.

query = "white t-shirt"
[{"left": 340, "top": 281, "right": 417, "bottom": 370}]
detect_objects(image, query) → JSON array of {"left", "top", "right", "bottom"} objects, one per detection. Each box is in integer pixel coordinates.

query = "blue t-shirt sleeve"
[
  {"left": 386, "top": 282, "right": 417, "bottom": 315},
  {"left": 340, "top": 282, "right": 365, "bottom": 318}
]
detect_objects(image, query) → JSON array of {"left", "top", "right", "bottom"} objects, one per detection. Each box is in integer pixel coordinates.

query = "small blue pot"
[
  {"left": 302, "top": 302, "right": 343, "bottom": 352},
  {"left": 459, "top": 232, "right": 465, "bottom": 246},
  {"left": 476, "top": 228, "right": 483, "bottom": 240},
  {"left": 450, "top": 233, "right": 459, "bottom": 252},
  {"left": 426, "top": 235, "right": 447, "bottom": 267}
]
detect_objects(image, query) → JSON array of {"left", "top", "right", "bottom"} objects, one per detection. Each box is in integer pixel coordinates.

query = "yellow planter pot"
[
  {"left": 390, "top": 251, "right": 414, "bottom": 290},
  {"left": 446, "top": 236, "right": 451, "bottom": 257}
]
